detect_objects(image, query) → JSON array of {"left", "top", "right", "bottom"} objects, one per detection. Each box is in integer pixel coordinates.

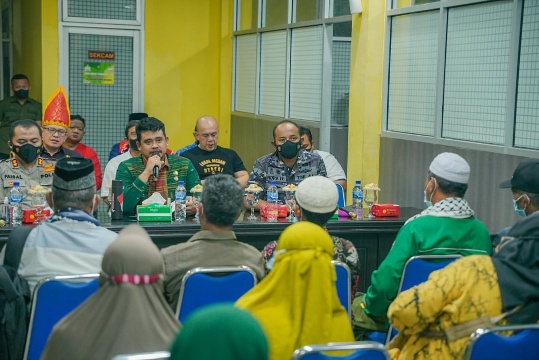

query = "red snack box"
[
  {"left": 22, "top": 208, "right": 37, "bottom": 224},
  {"left": 371, "top": 204, "right": 400, "bottom": 217},
  {"left": 260, "top": 204, "right": 288, "bottom": 218}
]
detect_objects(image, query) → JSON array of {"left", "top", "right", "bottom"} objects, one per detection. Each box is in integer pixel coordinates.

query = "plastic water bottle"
[
  {"left": 266, "top": 180, "right": 279, "bottom": 222},
  {"left": 175, "top": 181, "right": 187, "bottom": 222},
  {"left": 352, "top": 180, "right": 363, "bottom": 211},
  {"left": 9, "top": 182, "right": 23, "bottom": 226}
]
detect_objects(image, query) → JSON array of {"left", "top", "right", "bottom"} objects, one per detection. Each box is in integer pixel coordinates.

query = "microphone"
[{"left": 150, "top": 151, "right": 160, "bottom": 179}]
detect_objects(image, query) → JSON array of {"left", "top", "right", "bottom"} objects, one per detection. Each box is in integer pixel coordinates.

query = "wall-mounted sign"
[
  {"left": 88, "top": 51, "right": 115, "bottom": 60},
  {"left": 83, "top": 62, "right": 115, "bottom": 85}
]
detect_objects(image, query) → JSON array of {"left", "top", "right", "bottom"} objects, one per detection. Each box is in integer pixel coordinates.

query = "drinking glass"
[
  {"left": 285, "top": 191, "right": 296, "bottom": 221},
  {"left": 245, "top": 190, "right": 259, "bottom": 221},
  {"left": 364, "top": 188, "right": 378, "bottom": 219},
  {"left": 192, "top": 191, "right": 202, "bottom": 221},
  {"left": 32, "top": 193, "right": 47, "bottom": 224}
]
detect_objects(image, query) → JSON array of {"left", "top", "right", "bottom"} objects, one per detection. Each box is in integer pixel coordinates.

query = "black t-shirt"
[{"left": 181, "top": 146, "right": 247, "bottom": 180}]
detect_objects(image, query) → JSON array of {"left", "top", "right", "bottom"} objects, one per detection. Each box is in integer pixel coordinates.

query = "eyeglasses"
[{"left": 43, "top": 127, "right": 67, "bottom": 136}]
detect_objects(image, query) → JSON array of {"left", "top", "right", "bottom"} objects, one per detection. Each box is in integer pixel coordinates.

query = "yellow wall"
[
  {"left": 347, "top": 0, "right": 385, "bottom": 201},
  {"left": 145, "top": 0, "right": 233, "bottom": 150}
]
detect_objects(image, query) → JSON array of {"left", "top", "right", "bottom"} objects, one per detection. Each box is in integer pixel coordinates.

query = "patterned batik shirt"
[{"left": 248, "top": 150, "right": 327, "bottom": 203}]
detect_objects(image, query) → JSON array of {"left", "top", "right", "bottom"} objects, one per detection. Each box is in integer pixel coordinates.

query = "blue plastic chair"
[
  {"left": 292, "top": 341, "right": 390, "bottom": 360},
  {"left": 176, "top": 265, "right": 257, "bottom": 323},
  {"left": 23, "top": 274, "right": 99, "bottom": 360},
  {"left": 336, "top": 184, "right": 346, "bottom": 207},
  {"left": 464, "top": 324, "right": 539, "bottom": 360},
  {"left": 384, "top": 255, "right": 462, "bottom": 344},
  {"left": 112, "top": 351, "right": 171, "bottom": 360},
  {"left": 332, "top": 260, "right": 351, "bottom": 321}
]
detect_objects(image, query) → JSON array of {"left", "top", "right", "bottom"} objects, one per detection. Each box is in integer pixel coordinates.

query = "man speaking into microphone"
[{"left": 116, "top": 117, "right": 201, "bottom": 216}]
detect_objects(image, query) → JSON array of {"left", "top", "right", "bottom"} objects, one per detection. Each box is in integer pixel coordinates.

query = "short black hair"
[
  {"left": 272, "top": 120, "right": 300, "bottom": 141},
  {"left": 9, "top": 119, "right": 41, "bottom": 140},
  {"left": 136, "top": 117, "right": 166, "bottom": 142},
  {"left": 11, "top": 74, "right": 29, "bottom": 83},
  {"left": 70, "top": 115, "right": 85, "bottom": 127},
  {"left": 428, "top": 171, "right": 468, "bottom": 198},
  {"left": 125, "top": 120, "right": 140, "bottom": 138},
  {"left": 300, "top": 208, "right": 334, "bottom": 227},
  {"left": 299, "top": 126, "right": 313, "bottom": 143}
]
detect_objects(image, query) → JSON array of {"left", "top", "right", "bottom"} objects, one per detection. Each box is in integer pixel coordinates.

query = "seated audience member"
[
  {"left": 263, "top": 176, "right": 360, "bottom": 302},
  {"left": 182, "top": 116, "right": 249, "bottom": 187},
  {"left": 116, "top": 117, "right": 201, "bottom": 216},
  {"left": 246, "top": 120, "right": 327, "bottom": 210},
  {"left": 64, "top": 115, "right": 103, "bottom": 190},
  {"left": 40, "top": 86, "right": 82, "bottom": 160},
  {"left": 108, "top": 112, "right": 147, "bottom": 160},
  {"left": 41, "top": 224, "right": 180, "bottom": 360},
  {"left": 169, "top": 304, "right": 268, "bottom": 360},
  {"left": 387, "top": 211, "right": 539, "bottom": 360},
  {"left": 492, "top": 159, "right": 539, "bottom": 246},
  {"left": 100, "top": 120, "right": 141, "bottom": 205},
  {"left": 0, "top": 119, "right": 55, "bottom": 209},
  {"left": 299, "top": 126, "right": 347, "bottom": 190},
  {"left": 161, "top": 174, "right": 265, "bottom": 310},
  {"left": 17, "top": 157, "right": 117, "bottom": 292},
  {"left": 352, "top": 152, "right": 492, "bottom": 337},
  {"left": 175, "top": 140, "right": 197, "bottom": 156},
  {"left": 236, "top": 222, "right": 354, "bottom": 360}
]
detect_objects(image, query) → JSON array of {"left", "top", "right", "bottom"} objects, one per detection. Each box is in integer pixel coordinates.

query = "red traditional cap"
[{"left": 42, "top": 86, "right": 70, "bottom": 129}]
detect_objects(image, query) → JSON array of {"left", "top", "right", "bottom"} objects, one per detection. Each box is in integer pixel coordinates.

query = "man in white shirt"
[
  {"left": 299, "top": 126, "right": 347, "bottom": 191},
  {"left": 101, "top": 120, "right": 141, "bottom": 205}
]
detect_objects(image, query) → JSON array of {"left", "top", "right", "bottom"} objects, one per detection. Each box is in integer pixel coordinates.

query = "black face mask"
[
  {"left": 12, "top": 144, "right": 41, "bottom": 163},
  {"left": 129, "top": 139, "right": 139, "bottom": 150},
  {"left": 277, "top": 140, "right": 301, "bottom": 159},
  {"left": 14, "top": 89, "right": 29, "bottom": 100}
]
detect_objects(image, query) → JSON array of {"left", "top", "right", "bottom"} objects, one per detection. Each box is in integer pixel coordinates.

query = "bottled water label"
[{"left": 9, "top": 194, "right": 23, "bottom": 203}]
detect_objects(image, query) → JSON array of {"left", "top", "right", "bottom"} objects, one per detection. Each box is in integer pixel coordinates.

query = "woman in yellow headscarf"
[{"left": 236, "top": 221, "right": 354, "bottom": 360}]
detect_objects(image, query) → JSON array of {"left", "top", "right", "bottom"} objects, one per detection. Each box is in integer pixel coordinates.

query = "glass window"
[
  {"left": 234, "top": 35, "right": 257, "bottom": 113},
  {"left": 263, "top": 0, "right": 288, "bottom": 27},
  {"left": 387, "top": 11, "right": 438, "bottom": 136},
  {"left": 237, "top": 0, "right": 259, "bottom": 31},
  {"left": 294, "top": 0, "right": 322, "bottom": 22},
  {"left": 392, "top": 0, "right": 439, "bottom": 10},
  {"left": 67, "top": 0, "right": 137, "bottom": 21},
  {"left": 333, "top": 0, "right": 351, "bottom": 17},
  {"left": 289, "top": 26, "right": 323, "bottom": 121},
  {"left": 259, "top": 31, "right": 287, "bottom": 117}
]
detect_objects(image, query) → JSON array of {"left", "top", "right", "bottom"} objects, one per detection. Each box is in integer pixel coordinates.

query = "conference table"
[{"left": 0, "top": 207, "right": 420, "bottom": 293}]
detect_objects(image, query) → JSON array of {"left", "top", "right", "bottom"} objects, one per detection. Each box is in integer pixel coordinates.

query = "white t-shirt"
[
  {"left": 100, "top": 151, "right": 134, "bottom": 198},
  {"left": 314, "top": 149, "right": 346, "bottom": 181}
]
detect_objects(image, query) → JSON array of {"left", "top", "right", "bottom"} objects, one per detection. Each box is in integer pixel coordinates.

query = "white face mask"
[
  {"left": 90, "top": 194, "right": 97, "bottom": 215},
  {"left": 423, "top": 178, "right": 436, "bottom": 207}
]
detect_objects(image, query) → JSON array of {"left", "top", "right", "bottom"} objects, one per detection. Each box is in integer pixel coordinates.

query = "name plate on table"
[{"left": 137, "top": 204, "right": 172, "bottom": 222}]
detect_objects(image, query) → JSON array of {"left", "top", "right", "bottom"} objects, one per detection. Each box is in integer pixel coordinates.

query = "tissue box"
[
  {"left": 137, "top": 204, "right": 172, "bottom": 222},
  {"left": 260, "top": 204, "right": 288, "bottom": 218},
  {"left": 371, "top": 204, "right": 400, "bottom": 217}
]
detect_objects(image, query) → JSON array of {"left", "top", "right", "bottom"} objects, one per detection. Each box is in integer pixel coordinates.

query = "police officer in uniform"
[{"left": 0, "top": 119, "right": 55, "bottom": 209}]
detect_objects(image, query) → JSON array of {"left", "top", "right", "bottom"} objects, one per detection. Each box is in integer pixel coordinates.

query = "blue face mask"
[
  {"left": 513, "top": 194, "right": 528, "bottom": 217},
  {"left": 423, "top": 178, "right": 436, "bottom": 208}
]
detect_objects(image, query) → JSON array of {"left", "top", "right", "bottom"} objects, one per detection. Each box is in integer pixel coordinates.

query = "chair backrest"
[
  {"left": 23, "top": 274, "right": 99, "bottom": 360},
  {"left": 385, "top": 255, "right": 462, "bottom": 344},
  {"left": 111, "top": 351, "right": 171, "bottom": 360},
  {"left": 464, "top": 324, "right": 539, "bottom": 360},
  {"left": 336, "top": 184, "right": 345, "bottom": 207},
  {"left": 292, "top": 341, "right": 390, "bottom": 360},
  {"left": 176, "top": 265, "right": 257, "bottom": 323},
  {"left": 331, "top": 260, "right": 351, "bottom": 321}
]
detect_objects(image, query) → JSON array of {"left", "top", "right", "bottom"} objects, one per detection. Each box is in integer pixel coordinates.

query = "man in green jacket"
[
  {"left": 116, "top": 117, "right": 201, "bottom": 215},
  {"left": 352, "top": 152, "right": 492, "bottom": 338}
]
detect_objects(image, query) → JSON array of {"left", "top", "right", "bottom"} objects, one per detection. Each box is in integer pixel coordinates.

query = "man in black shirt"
[{"left": 181, "top": 116, "right": 248, "bottom": 187}]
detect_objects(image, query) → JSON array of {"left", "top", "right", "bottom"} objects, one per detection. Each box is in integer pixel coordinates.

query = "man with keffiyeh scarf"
[{"left": 352, "top": 152, "right": 493, "bottom": 338}]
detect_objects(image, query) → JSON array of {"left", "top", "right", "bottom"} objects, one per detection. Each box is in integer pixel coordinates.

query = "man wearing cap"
[
  {"left": 0, "top": 74, "right": 42, "bottom": 159},
  {"left": 40, "top": 86, "right": 81, "bottom": 160},
  {"left": 246, "top": 120, "right": 327, "bottom": 210},
  {"left": 492, "top": 159, "right": 539, "bottom": 246},
  {"left": 262, "top": 176, "right": 360, "bottom": 301},
  {"left": 116, "top": 117, "right": 201, "bottom": 215},
  {"left": 0, "top": 119, "right": 55, "bottom": 209},
  {"left": 161, "top": 174, "right": 265, "bottom": 311},
  {"left": 13, "top": 157, "right": 117, "bottom": 293},
  {"left": 101, "top": 120, "right": 141, "bottom": 205},
  {"left": 351, "top": 152, "right": 492, "bottom": 338}
]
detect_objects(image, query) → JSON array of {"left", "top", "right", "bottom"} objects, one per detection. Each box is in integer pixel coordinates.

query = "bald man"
[{"left": 181, "top": 115, "right": 249, "bottom": 187}]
